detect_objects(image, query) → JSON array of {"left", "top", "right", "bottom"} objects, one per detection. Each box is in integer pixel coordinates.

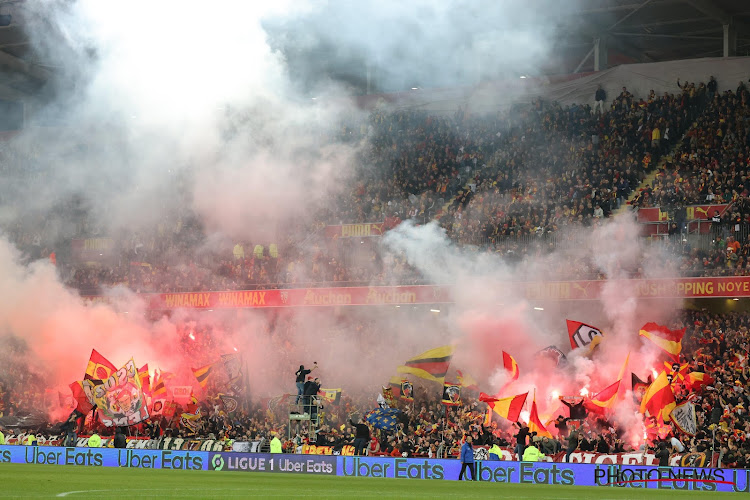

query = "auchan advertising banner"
[{"left": 103, "top": 277, "right": 750, "bottom": 310}]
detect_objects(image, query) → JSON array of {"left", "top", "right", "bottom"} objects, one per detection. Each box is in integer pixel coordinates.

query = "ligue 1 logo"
[{"left": 212, "top": 454, "right": 225, "bottom": 471}]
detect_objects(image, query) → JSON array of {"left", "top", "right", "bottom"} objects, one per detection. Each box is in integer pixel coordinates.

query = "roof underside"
[
  {"left": 0, "top": 0, "right": 747, "bottom": 99},
  {"left": 556, "top": 0, "right": 750, "bottom": 71}
]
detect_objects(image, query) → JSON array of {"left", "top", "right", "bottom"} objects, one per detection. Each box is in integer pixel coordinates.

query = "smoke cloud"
[
  {"left": 263, "top": 0, "right": 580, "bottom": 92},
  {"left": 382, "top": 216, "right": 682, "bottom": 419},
  {"left": 0, "top": 0, "right": 684, "bottom": 442}
]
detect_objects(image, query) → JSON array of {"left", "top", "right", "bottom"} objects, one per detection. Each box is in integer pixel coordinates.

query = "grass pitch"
[{"left": 0, "top": 463, "right": 733, "bottom": 499}]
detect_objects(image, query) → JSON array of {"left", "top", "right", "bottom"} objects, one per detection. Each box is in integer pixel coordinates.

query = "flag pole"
[{"left": 243, "top": 353, "right": 250, "bottom": 413}]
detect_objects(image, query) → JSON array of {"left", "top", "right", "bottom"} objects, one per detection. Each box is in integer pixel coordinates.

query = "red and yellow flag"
[
  {"left": 663, "top": 361, "right": 690, "bottom": 384},
  {"left": 481, "top": 392, "right": 527, "bottom": 422},
  {"left": 138, "top": 364, "right": 150, "bottom": 395},
  {"left": 639, "top": 323, "right": 685, "bottom": 362},
  {"left": 388, "top": 375, "right": 403, "bottom": 398},
  {"left": 528, "top": 396, "right": 552, "bottom": 438},
  {"left": 456, "top": 370, "right": 479, "bottom": 391},
  {"left": 585, "top": 353, "right": 630, "bottom": 414},
  {"left": 69, "top": 381, "right": 94, "bottom": 414},
  {"left": 502, "top": 351, "right": 519, "bottom": 383},
  {"left": 640, "top": 370, "right": 676, "bottom": 420},
  {"left": 84, "top": 349, "right": 117, "bottom": 381},
  {"left": 584, "top": 380, "right": 621, "bottom": 414},
  {"left": 684, "top": 371, "right": 713, "bottom": 391},
  {"left": 191, "top": 363, "right": 216, "bottom": 389},
  {"left": 397, "top": 345, "right": 454, "bottom": 383},
  {"left": 151, "top": 371, "right": 167, "bottom": 397}
]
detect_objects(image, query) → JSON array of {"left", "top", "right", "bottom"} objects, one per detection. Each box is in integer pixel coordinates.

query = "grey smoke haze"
[
  {"left": 264, "top": 0, "right": 582, "bottom": 93},
  {"left": 0, "top": 0, "right": 688, "bottom": 435},
  {"left": 5, "top": 0, "right": 359, "bottom": 243},
  {"left": 381, "top": 216, "right": 683, "bottom": 420},
  {"left": 2, "top": 0, "right": 587, "bottom": 242}
]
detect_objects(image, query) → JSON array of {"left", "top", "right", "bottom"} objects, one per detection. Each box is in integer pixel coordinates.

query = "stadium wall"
[
  {"left": 373, "top": 56, "right": 750, "bottom": 115},
  {"left": 3, "top": 445, "right": 750, "bottom": 492}
]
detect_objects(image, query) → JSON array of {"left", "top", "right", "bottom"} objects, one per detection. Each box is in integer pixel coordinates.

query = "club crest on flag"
[
  {"left": 566, "top": 320, "right": 604, "bottom": 350},
  {"left": 219, "top": 394, "right": 239, "bottom": 413},
  {"left": 400, "top": 380, "right": 414, "bottom": 401},
  {"left": 442, "top": 383, "right": 461, "bottom": 406}
]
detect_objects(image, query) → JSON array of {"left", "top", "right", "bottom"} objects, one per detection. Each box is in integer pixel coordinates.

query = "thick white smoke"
[
  {"left": 382, "top": 216, "right": 684, "bottom": 418},
  {"left": 0, "top": 0, "right": 687, "bottom": 439}
]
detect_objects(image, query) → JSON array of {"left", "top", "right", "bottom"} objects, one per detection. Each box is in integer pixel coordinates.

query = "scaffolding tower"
[{"left": 287, "top": 395, "right": 322, "bottom": 440}]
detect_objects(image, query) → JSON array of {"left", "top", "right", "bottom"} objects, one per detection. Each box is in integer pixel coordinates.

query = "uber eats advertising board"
[{"left": 3, "top": 446, "right": 750, "bottom": 493}]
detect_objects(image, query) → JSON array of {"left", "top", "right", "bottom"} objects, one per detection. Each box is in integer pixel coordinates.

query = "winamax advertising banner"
[
  {"left": 4, "top": 446, "right": 750, "bottom": 493},
  {"left": 80, "top": 277, "right": 750, "bottom": 310}
]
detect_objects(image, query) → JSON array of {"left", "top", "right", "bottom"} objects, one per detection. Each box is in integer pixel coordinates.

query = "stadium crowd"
[
  {"left": 1, "top": 307, "right": 749, "bottom": 467},
  {"left": 2, "top": 75, "right": 750, "bottom": 468},
  {"left": 0, "top": 74, "right": 746, "bottom": 295}
]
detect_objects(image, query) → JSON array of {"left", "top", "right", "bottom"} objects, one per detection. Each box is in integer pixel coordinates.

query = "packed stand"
[
  {"left": 1, "top": 77, "right": 748, "bottom": 294},
  {"left": 632, "top": 79, "right": 750, "bottom": 209},
  {"left": 0, "top": 308, "right": 747, "bottom": 468}
]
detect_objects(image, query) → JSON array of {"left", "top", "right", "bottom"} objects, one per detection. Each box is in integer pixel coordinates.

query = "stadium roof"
[
  {"left": 0, "top": 0, "right": 747, "bottom": 99},
  {"left": 560, "top": 0, "right": 750, "bottom": 70}
]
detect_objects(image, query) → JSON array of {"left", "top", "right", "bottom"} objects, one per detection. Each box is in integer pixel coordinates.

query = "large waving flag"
[
  {"left": 617, "top": 352, "right": 631, "bottom": 381},
  {"left": 587, "top": 351, "right": 630, "bottom": 413},
  {"left": 631, "top": 373, "right": 651, "bottom": 406},
  {"left": 221, "top": 353, "right": 243, "bottom": 380},
  {"left": 481, "top": 392, "right": 527, "bottom": 422},
  {"left": 69, "top": 381, "right": 94, "bottom": 414},
  {"left": 640, "top": 370, "right": 676, "bottom": 421},
  {"left": 535, "top": 345, "right": 567, "bottom": 367},
  {"left": 528, "top": 396, "right": 552, "bottom": 438},
  {"left": 84, "top": 358, "right": 149, "bottom": 427},
  {"left": 180, "top": 404, "right": 202, "bottom": 433},
  {"left": 366, "top": 408, "right": 402, "bottom": 431},
  {"left": 639, "top": 323, "right": 685, "bottom": 362},
  {"left": 319, "top": 388, "right": 342, "bottom": 405},
  {"left": 85, "top": 349, "right": 117, "bottom": 381},
  {"left": 397, "top": 345, "right": 454, "bottom": 383},
  {"left": 584, "top": 380, "right": 621, "bottom": 414},
  {"left": 191, "top": 363, "right": 216, "bottom": 389},
  {"left": 684, "top": 371, "right": 714, "bottom": 391},
  {"left": 151, "top": 371, "right": 167, "bottom": 398},
  {"left": 138, "top": 364, "right": 150, "bottom": 395},
  {"left": 670, "top": 402, "right": 697, "bottom": 436},
  {"left": 502, "top": 351, "right": 519, "bottom": 386},
  {"left": 184, "top": 393, "right": 200, "bottom": 414},
  {"left": 566, "top": 320, "right": 604, "bottom": 350},
  {"left": 456, "top": 370, "right": 479, "bottom": 391},
  {"left": 388, "top": 375, "right": 403, "bottom": 398}
]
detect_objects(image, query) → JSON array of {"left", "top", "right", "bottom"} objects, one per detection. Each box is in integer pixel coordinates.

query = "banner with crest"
[{"left": 82, "top": 358, "right": 149, "bottom": 427}]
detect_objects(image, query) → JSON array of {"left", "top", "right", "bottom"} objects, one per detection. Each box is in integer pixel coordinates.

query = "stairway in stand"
[{"left": 611, "top": 142, "right": 683, "bottom": 218}]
